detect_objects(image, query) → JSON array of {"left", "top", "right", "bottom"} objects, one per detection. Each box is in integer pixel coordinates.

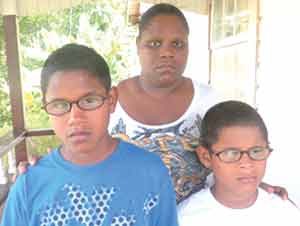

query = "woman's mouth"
[{"left": 156, "top": 63, "right": 176, "bottom": 72}]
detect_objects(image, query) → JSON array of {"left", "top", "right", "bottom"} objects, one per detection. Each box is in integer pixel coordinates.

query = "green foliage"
[
  {"left": 27, "top": 136, "right": 61, "bottom": 156},
  {"left": 0, "top": 0, "right": 137, "bottom": 155},
  {"left": 24, "top": 91, "right": 50, "bottom": 128},
  {"left": 0, "top": 18, "right": 12, "bottom": 130},
  {"left": 0, "top": 89, "right": 11, "bottom": 128}
]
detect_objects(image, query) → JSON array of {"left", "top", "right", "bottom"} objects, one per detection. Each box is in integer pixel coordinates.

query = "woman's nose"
[{"left": 159, "top": 44, "right": 175, "bottom": 58}]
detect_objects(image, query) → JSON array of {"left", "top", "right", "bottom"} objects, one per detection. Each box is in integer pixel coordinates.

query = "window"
[
  {"left": 210, "top": 0, "right": 258, "bottom": 104},
  {"left": 212, "top": 0, "right": 252, "bottom": 46}
]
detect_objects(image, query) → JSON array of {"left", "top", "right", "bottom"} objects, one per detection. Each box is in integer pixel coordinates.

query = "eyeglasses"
[
  {"left": 209, "top": 146, "right": 273, "bottom": 163},
  {"left": 43, "top": 94, "right": 108, "bottom": 116}
]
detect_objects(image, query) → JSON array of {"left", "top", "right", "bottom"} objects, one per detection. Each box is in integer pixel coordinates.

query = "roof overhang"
[{"left": 0, "top": 0, "right": 209, "bottom": 16}]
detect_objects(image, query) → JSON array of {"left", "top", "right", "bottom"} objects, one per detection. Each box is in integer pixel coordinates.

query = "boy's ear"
[
  {"left": 196, "top": 146, "right": 212, "bottom": 169},
  {"left": 108, "top": 86, "right": 118, "bottom": 113}
]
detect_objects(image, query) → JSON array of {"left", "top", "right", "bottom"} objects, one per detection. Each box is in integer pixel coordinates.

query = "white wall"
[
  {"left": 257, "top": 0, "right": 300, "bottom": 206},
  {"left": 183, "top": 11, "right": 209, "bottom": 83}
]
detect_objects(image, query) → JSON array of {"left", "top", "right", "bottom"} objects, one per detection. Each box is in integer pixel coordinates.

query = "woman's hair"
[
  {"left": 138, "top": 3, "right": 189, "bottom": 38},
  {"left": 200, "top": 100, "right": 269, "bottom": 149},
  {"left": 40, "top": 43, "right": 111, "bottom": 100}
]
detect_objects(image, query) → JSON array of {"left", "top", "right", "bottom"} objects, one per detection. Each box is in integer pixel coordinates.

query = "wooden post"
[
  {"left": 208, "top": 0, "right": 212, "bottom": 84},
  {"left": 3, "top": 15, "right": 27, "bottom": 164},
  {"left": 127, "top": 0, "right": 140, "bottom": 25}
]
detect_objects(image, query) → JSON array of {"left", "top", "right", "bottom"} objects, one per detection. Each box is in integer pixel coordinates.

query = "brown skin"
[
  {"left": 45, "top": 69, "right": 118, "bottom": 165},
  {"left": 117, "top": 15, "right": 193, "bottom": 125},
  {"left": 197, "top": 126, "right": 278, "bottom": 208}
]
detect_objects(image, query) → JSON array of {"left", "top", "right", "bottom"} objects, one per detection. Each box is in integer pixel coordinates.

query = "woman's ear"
[
  {"left": 108, "top": 86, "right": 118, "bottom": 113},
  {"left": 196, "top": 146, "right": 212, "bottom": 169}
]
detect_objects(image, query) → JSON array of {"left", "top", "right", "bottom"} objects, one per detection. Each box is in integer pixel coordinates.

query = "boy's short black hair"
[
  {"left": 200, "top": 100, "right": 269, "bottom": 149},
  {"left": 40, "top": 43, "right": 111, "bottom": 100},
  {"left": 138, "top": 3, "right": 189, "bottom": 38}
]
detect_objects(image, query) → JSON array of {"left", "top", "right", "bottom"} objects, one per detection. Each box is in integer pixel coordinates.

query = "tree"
[{"left": 0, "top": 0, "right": 137, "bottom": 153}]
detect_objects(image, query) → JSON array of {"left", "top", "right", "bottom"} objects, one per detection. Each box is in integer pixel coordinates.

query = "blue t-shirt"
[{"left": 1, "top": 141, "right": 178, "bottom": 226}]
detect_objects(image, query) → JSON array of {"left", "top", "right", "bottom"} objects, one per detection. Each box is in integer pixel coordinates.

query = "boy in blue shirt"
[{"left": 1, "top": 43, "right": 178, "bottom": 226}]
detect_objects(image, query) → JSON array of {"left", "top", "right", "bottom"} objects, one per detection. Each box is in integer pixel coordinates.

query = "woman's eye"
[{"left": 148, "top": 40, "right": 161, "bottom": 48}]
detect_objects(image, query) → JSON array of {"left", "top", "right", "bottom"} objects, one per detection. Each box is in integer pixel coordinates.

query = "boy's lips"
[
  {"left": 67, "top": 130, "right": 91, "bottom": 143},
  {"left": 237, "top": 176, "right": 257, "bottom": 184}
]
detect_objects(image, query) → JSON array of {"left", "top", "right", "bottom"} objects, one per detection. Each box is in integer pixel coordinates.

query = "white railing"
[
  {"left": 0, "top": 132, "right": 25, "bottom": 185},
  {"left": 0, "top": 129, "right": 54, "bottom": 205}
]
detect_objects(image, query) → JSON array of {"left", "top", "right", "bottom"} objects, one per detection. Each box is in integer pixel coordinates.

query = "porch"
[{"left": 0, "top": 0, "right": 300, "bottom": 210}]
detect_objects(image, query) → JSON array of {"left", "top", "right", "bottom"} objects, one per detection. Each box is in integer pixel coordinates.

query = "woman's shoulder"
[
  {"left": 117, "top": 76, "right": 138, "bottom": 92},
  {"left": 191, "top": 79, "right": 217, "bottom": 97},
  {"left": 187, "top": 79, "right": 220, "bottom": 114},
  {"left": 116, "top": 76, "right": 141, "bottom": 105}
]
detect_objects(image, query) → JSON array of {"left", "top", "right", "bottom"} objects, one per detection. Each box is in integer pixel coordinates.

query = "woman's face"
[{"left": 137, "top": 15, "right": 189, "bottom": 88}]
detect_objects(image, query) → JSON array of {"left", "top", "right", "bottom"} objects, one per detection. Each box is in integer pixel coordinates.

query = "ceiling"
[
  {"left": 143, "top": 0, "right": 209, "bottom": 14},
  {"left": 0, "top": 0, "right": 209, "bottom": 16}
]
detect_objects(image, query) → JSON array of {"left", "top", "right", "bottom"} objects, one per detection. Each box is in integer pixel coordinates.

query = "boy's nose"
[
  {"left": 67, "top": 104, "right": 85, "bottom": 124},
  {"left": 239, "top": 152, "right": 254, "bottom": 168}
]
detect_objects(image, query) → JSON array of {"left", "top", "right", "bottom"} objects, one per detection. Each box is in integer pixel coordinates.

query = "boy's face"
[
  {"left": 197, "top": 126, "right": 268, "bottom": 199},
  {"left": 45, "top": 69, "right": 117, "bottom": 163}
]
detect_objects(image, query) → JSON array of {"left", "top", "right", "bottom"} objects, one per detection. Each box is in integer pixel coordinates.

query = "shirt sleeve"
[
  {"left": 0, "top": 175, "right": 28, "bottom": 226},
  {"left": 152, "top": 167, "right": 179, "bottom": 226}
]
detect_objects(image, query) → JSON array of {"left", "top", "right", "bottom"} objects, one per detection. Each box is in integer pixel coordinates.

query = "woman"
[{"left": 110, "top": 3, "right": 219, "bottom": 203}]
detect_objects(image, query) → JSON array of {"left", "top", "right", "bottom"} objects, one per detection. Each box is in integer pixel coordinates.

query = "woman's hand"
[
  {"left": 18, "top": 157, "right": 38, "bottom": 173},
  {"left": 12, "top": 150, "right": 49, "bottom": 182},
  {"left": 12, "top": 156, "right": 39, "bottom": 182},
  {"left": 260, "top": 182, "right": 288, "bottom": 200}
]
